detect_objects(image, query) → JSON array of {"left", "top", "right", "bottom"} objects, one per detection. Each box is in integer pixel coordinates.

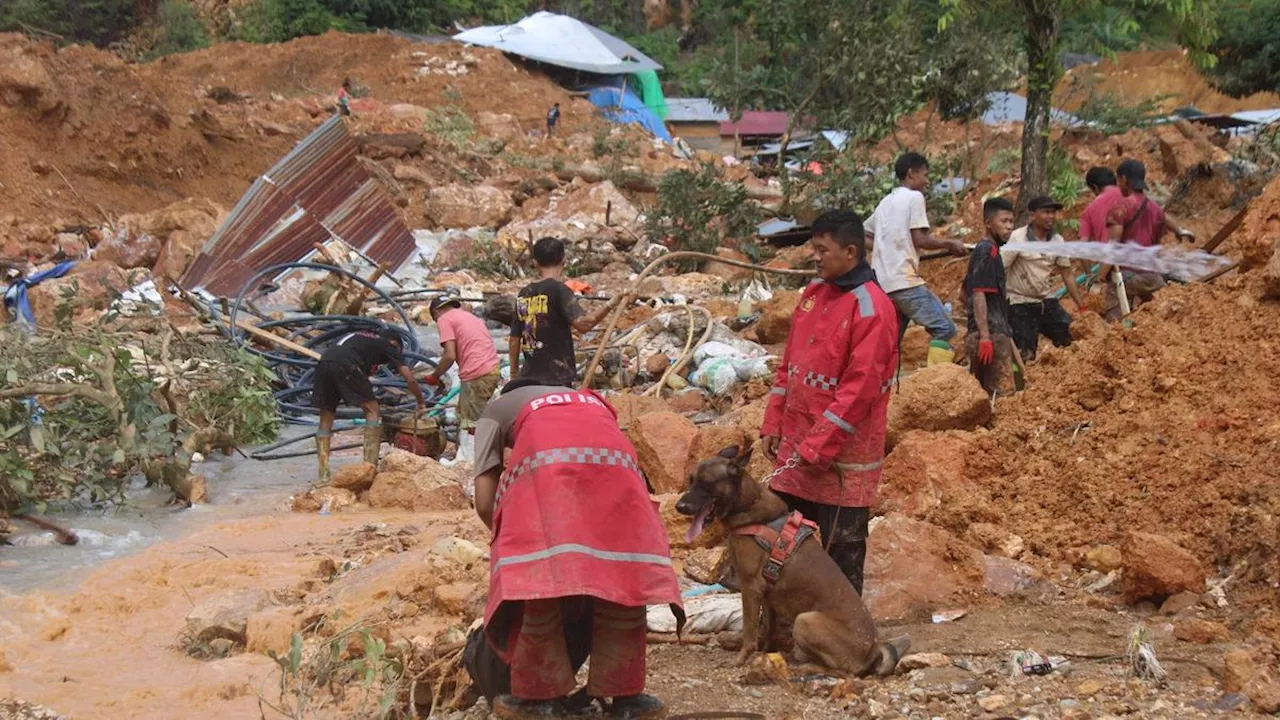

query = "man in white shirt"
[
  {"left": 1001, "top": 195, "right": 1088, "bottom": 362},
  {"left": 865, "top": 153, "right": 967, "bottom": 365}
]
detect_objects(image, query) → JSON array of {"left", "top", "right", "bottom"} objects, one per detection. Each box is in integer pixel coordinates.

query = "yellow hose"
[{"left": 580, "top": 251, "right": 813, "bottom": 388}]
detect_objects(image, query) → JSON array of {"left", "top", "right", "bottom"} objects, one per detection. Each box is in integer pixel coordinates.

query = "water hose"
[
  {"left": 581, "top": 251, "right": 813, "bottom": 388},
  {"left": 644, "top": 305, "right": 714, "bottom": 397}
]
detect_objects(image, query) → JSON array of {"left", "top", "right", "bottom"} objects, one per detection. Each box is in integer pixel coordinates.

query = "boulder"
[
  {"left": 877, "top": 430, "right": 976, "bottom": 519},
  {"left": 94, "top": 226, "right": 162, "bottom": 270},
  {"left": 682, "top": 547, "right": 725, "bottom": 584},
  {"left": 53, "top": 232, "right": 87, "bottom": 259},
  {"left": 644, "top": 353, "right": 670, "bottom": 376},
  {"left": 1224, "top": 649, "right": 1256, "bottom": 693},
  {"left": 886, "top": 364, "right": 991, "bottom": 448},
  {"left": 1238, "top": 175, "right": 1280, "bottom": 270},
  {"left": 899, "top": 326, "right": 930, "bottom": 368},
  {"left": 898, "top": 653, "right": 952, "bottom": 671},
  {"left": 185, "top": 589, "right": 272, "bottom": 645},
  {"left": 703, "top": 247, "right": 753, "bottom": 283},
  {"left": 657, "top": 493, "right": 726, "bottom": 550},
  {"left": 1263, "top": 245, "right": 1280, "bottom": 300},
  {"left": 118, "top": 198, "right": 223, "bottom": 241},
  {"left": 387, "top": 103, "right": 430, "bottom": 122},
  {"left": 863, "top": 514, "right": 985, "bottom": 622},
  {"left": 1159, "top": 591, "right": 1202, "bottom": 616},
  {"left": 367, "top": 450, "right": 467, "bottom": 511},
  {"left": 755, "top": 291, "right": 800, "bottom": 345},
  {"left": 1173, "top": 619, "right": 1229, "bottom": 644},
  {"left": 475, "top": 111, "right": 522, "bottom": 143},
  {"left": 433, "top": 582, "right": 484, "bottom": 617},
  {"left": 25, "top": 261, "right": 131, "bottom": 328},
  {"left": 1085, "top": 544, "right": 1123, "bottom": 572},
  {"left": 245, "top": 607, "right": 304, "bottom": 655},
  {"left": 425, "top": 184, "right": 514, "bottom": 229},
  {"left": 666, "top": 389, "right": 707, "bottom": 414},
  {"left": 331, "top": 462, "right": 377, "bottom": 493},
  {"left": 1248, "top": 672, "right": 1280, "bottom": 714},
  {"left": 965, "top": 522, "right": 1025, "bottom": 559},
  {"left": 1120, "top": 531, "right": 1206, "bottom": 603},
  {"left": 392, "top": 164, "right": 433, "bottom": 186},
  {"left": 983, "top": 555, "right": 1044, "bottom": 598},
  {"left": 291, "top": 486, "right": 357, "bottom": 513},
  {"left": 499, "top": 180, "right": 641, "bottom": 246},
  {"left": 686, "top": 423, "right": 747, "bottom": 479},
  {"left": 626, "top": 411, "right": 697, "bottom": 494},
  {"left": 0, "top": 41, "right": 64, "bottom": 116},
  {"left": 610, "top": 393, "right": 670, "bottom": 430},
  {"left": 152, "top": 230, "right": 204, "bottom": 283}
]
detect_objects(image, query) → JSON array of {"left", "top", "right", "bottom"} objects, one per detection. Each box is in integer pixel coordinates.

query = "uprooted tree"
[{"left": 0, "top": 323, "right": 278, "bottom": 511}]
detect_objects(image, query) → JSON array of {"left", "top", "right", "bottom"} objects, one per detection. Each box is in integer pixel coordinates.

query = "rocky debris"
[
  {"left": 1172, "top": 618, "right": 1229, "bottom": 644},
  {"left": 357, "top": 132, "right": 426, "bottom": 160},
  {"left": 686, "top": 423, "right": 747, "bottom": 478},
  {"left": 367, "top": 450, "right": 468, "bottom": 511},
  {"left": 1120, "top": 531, "right": 1206, "bottom": 603},
  {"left": 899, "top": 326, "right": 930, "bottom": 368},
  {"left": 863, "top": 513, "right": 985, "bottom": 621},
  {"left": 681, "top": 548, "right": 725, "bottom": 584},
  {"left": 1239, "top": 175, "right": 1280, "bottom": 270},
  {"left": 886, "top": 364, "right": 991, "bottom": 448},
  {"left": 93, "top": 227, "right": 162, "bottom": 270},
  {"left": 425, "top": 184, "right": 514, "bottom": 229},
  {"left": 610, "top": 393, "right": 670, "bottom": 430},
  {"left": 755, "top": 291, "right": 800, "bottom": 344},
  {"left": 703, "top": 247, "right": 753, "bottom": 283},
  {"left": 644, "top": 353, "right": 670, "bottom": 376},
  {"left": 292, "top": 486, "right": 357, "bottom": 513},
  {"left": 1085, "top": 544, "right": 1123, "bottom": 572},
  {"left": 659, "top": 273, "right": 729, "bottom": 300},
  {"left": 0, "top": 40, "right": 65, "bottom": 117},
  {"left": 977, "top": 694, "right": 1012, "bottom": 712},
  {"left": 433, "top": 582, "right": 484, "bottom": 617},
  {"left": 877, "top": 430, "right": 976, "bottom": 519},
  {"left": 500, "top": 179, "right": 640, "bottom": 247},
  {"left": 1158, "top": 591, "right": 1202, "bottom": 616},
  {"left": 627, "top": 411, "right": 697, "bottom": 494},
  {"left": 1263, "top": 245, "right": 1280, "bottom": 299},
  {"left": 1247, "top": 672, "right": 1280, "bottom": 714},
  {"left": 392, "top": 164, "right": 433, "bottom": 186},
  {"left": 983, "top": 555, "right": 1047, "bottom": 598},
  {"left": 475, "top": 111, "right": 522, "bottom": 143},
  {"left": 387, "top": 103, "right": 430, "bottom": 123},
  {"left": 245, "top": 607, "right": 304, "bottom": 655},
  {"left": 666, "top": 389, "right": 707, "bottom": 414},
  {"left": 1069, "top": 310, "right": 1110, "bottom": 341},
  {"left": 25, "top": 261, "right": 134, "bottom": 328},
  {"left": 898, "top": 653, "right": 952, "bottom": 671},
  {"left": 331, "top": 462, "right": 377, "bottom": 492},
  {"left": 109, "top": 198, "right": 224, "bottom": 279},
  {"left": 184, "top": 588, "right": 273, "bottom": 646},
  {"left": 966, "top": 523, "right": 1025, "bottom": 559},
  {"left": 742, "top": 653, "right": 790, "bottom": 685},
  {"left": 1224, "top": 649, "right": 1256, "bottom": 693},
  {"left": 1154, "top": 120, "right": 1230, "bottom": 177},
  {"left": 657, "top": 493, "right": 726, "bottom": 550}
]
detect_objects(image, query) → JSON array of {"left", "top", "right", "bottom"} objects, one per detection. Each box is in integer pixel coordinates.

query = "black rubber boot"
[
  {"left": 492, "top": 694, "right": 583, "bottom": 719},
  {"left": 828, "top": 540, "right": 868, "bottom": 596},
  {"left": 609, "top": 694, "right": 666, "bottom": 720}
]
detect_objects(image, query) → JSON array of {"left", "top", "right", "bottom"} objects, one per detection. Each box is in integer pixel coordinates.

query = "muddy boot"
[
  {"left": 315, "top": 431, "right": 332, "bottom": 485},
  {"left": 362, "top": 421, "right": 382, "bottom": 468},
  {"left": 926, "top": 339, "right": 955, "bottom": 366},
  {"left": 492, "top": 695, "right": 582, "bottom": 719},
  {"left": 609, "top": 694, "right": 666, "bottom": 720}
]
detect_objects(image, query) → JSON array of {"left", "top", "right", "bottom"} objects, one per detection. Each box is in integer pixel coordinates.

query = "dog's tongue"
[{"left": 685, "top": 505, "right": 712, "bottom": 543}]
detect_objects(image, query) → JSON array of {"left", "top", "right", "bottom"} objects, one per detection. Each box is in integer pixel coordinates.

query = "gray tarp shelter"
[{"left": 454, "top": 11, "right": 661, "bottom": 74}]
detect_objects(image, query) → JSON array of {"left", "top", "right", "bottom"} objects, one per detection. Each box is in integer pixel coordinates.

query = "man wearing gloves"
[{"left": 760, "top": 209, "right": 899, "bottom": 595}]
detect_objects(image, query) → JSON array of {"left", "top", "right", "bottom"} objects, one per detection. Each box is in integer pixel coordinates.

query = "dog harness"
[{"left": 732, "top": 511, "right": 820, "bottom": 584}]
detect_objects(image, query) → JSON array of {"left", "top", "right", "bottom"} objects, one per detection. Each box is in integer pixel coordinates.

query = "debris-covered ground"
[{"left": 3, "top": 31, "right": 1280, "bottom": 720}]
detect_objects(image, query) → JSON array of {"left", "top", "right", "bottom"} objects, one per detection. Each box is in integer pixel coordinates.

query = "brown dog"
[{"left": 676, "top": 446, "right": 905, "bottom": 676}]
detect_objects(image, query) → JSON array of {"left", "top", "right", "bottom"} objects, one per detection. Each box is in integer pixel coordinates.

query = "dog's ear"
[
  {"left": 716, "top": 446, "right": 740, "bottom": 460},
  {"left": 734, "top": 443, "right": 753, "bottom": 468}
]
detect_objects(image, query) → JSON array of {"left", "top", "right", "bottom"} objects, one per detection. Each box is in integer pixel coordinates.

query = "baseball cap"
[
  {"left": 1027, "top": 196, "right": 1064, "bottom": 211},
  {"left": 1116, "top": 159, "right": 1147, "bottom": 191},
  {"left": 429, "top": 294, "right": 462, "bottom": 314}
]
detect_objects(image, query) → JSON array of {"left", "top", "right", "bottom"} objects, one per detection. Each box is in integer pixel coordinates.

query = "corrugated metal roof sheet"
[
  {"left": 181, "top": 116, "right": 415, "bottom": 296},
  {"left": 666, "top": 98, "right": 730, "bottom": 123}
]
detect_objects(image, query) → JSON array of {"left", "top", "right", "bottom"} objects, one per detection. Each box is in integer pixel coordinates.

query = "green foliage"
[
  {"left": 0, "top": 327, "right": 278, "bottom": 511},
  {"left": 423, "top": 105, "right": 475, "bottom": 149},
  {"left": 148, "top": 0, "right": 211, "bottom": 59},
  {"left": 921, "top": 12, "right": 1021, "bottom": 123},
  {"left": 799, "top": 156, "right": 898, "bottom": 219},
  {"left": 1204, "top": 0, "right": 1280, "bottom": 98},
  {"left": 591, "top": 127, "right": 634, "bottom": 159},
  {"left": 645, "top": 164, "right": 760, "bottom": 265},
  {"left": 1047, "top": 143, "right": 1087, "bottom": 207},
  {"left": 1064, "top": 75, "right": 1170, "bottom": 134},
  {"left": 228, "top": 0, "right": 354, "bottom": 43},
  {"left": 261, "top": 619, "right": 411, "bottom": 719},
  {"left": 450, "top": 234, "right": 523, "bottom": 278},
  {"left": 0, "top": 0, "right": 139, "bottom": 46}
]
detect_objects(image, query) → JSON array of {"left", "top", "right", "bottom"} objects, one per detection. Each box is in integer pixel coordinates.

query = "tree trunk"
[{"left": 1018, "top": 0, "right": 1061, "bottom": 216}]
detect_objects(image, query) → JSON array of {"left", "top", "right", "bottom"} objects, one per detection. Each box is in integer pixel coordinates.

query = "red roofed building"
[{"left": 717, "top": 111, "right": 795, "bottom": 156}]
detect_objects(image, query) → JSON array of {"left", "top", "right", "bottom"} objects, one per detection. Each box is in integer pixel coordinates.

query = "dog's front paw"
[{"left": 734, "top": 648, "right": 754, "bottom": 666}]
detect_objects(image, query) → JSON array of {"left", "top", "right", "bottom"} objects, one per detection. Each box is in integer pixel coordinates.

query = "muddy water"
[{"left": 0, "top": 427, "right": 369, "bottom": 593}]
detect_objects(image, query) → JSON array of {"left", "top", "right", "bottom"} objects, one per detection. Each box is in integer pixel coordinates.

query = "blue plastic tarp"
[
  {"left": 3, "top": 260, "right": 76, "bottom": 331},
  {"left": 586, "top": 86, "right": 672, "bottom": 143}
]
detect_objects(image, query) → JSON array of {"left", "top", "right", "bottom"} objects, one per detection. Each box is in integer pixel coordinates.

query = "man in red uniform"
[
  {"left": 472, "top": 378, "right": 682, "bottom": 719},
  {"left": 760, "top": 209, "right": 899, "bottom": 595}
]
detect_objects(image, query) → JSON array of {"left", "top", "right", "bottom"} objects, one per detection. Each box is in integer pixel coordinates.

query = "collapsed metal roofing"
[
  {"left": 182, "top": 116, "right": 416, "bottom": 297},
  {"left": 454, "top": 12, "right": 661, "bottom": 75}
]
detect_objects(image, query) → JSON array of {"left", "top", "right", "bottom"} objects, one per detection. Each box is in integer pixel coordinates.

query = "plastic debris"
[
  {"left": 647, "top": 594, "right": 742, "bottom": 634},
  {"left": 931, "top": 608, "right": 968, "bottom": 624}
]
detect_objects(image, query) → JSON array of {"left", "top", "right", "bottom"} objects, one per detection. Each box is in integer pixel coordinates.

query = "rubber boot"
[
  {"left": 315, "top": 432, "right": 332, "bottom": 485},
  {"left": 362, "top": 421, "right": 382, "bottom": 468},
  {"left": 492, "top": 695, "right": 583, "bottom": 719},
  {"left": 609, "top": 694, "right": 666, "bottom": 720},
  {"left": 926, "top": 339, "right": 955, "bottom": 366}
]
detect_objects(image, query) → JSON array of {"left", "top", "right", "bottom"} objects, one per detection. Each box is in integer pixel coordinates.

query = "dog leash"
[{"left": 762, "top": 452, "right": 845, "bottom": 552}]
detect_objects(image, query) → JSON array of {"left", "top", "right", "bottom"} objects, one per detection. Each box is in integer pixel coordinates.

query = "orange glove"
[
  {"left": 422, "top": 375, "right": 440, "bottom": 386},
  {"left": 977, "top": 339, "right": 994, "bottom": 365}
]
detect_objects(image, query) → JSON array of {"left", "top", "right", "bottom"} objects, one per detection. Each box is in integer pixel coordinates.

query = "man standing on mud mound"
[
  {"left": 423, "top": 294, "right": 502, "bottom": 467},
  {"left": 963, "top": 198, "right": 1017, "bottom": 398},
  {"left": 1002, "top": 196, "right": 1088, "bottom": 362},
  {"left": 509, "top": 237, "right": 613, "bottom": 388},
  {"left": 760, "top": 209, "right": 899, "bottom": 595},
  {"left": 472, "top": 378, "right": 682, "bottom": 720},
  {"left": 312, "top": 328, "right": 426, "bottom": 483},
  {"left": 865, "top": 152, "right": 967, "bottom": 365},
  {"left": 1097, "top": 158, "right": 1197, "bottom": 321}
]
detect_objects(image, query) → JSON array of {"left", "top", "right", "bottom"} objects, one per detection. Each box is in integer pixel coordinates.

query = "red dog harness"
[{"left": 732, "top": 511, "right": 820, "bottom": 584}]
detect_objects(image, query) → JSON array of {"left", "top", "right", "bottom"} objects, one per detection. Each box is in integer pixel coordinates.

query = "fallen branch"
[{"left": 12, "top": 513, "right": 78, "bottom": 545}]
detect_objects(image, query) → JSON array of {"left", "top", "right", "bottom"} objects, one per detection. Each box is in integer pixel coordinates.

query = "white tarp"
[{"left": 454, "top": 11, "right": 662, "bottom": 74}]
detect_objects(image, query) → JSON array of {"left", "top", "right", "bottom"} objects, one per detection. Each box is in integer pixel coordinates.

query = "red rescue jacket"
[{"left": 761, "top": 266, "right": 899, "bottom": 507}]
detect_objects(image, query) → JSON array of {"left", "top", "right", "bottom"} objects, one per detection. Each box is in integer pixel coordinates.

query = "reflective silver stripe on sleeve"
[
  {"left": 494, "top": 543, "right": 673, "bottom": 570},
  {"left": 835, "top": 459, "right": 884, "bottom": 472},
  {"left": 823, "top": 409, "right": 854, "bottom": 433},
  {"left": 770, "top": 386, "right": 787, "bottom": 396},
  {"left": 853, "top": 284, "right": 875, "bottom": 319}
]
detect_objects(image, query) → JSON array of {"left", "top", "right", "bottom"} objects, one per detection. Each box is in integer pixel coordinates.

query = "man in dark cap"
[
  {"left": 1099, "top": 159, "right": 1197, "bottom": 319},
  {"left": 1002, "top": 196, "right": 1088, "bottom": 362},
  {"left": 424, "top": 294, "right": 502, "bottom": 466}
]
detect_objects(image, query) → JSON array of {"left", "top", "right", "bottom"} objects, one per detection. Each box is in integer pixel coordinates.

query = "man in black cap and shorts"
[
  {"left": 1002, "top": 195, "right": 1088, "bottom": 362},
  {"left": 313, "top": 327, "right": 426, "bottom": 483}
]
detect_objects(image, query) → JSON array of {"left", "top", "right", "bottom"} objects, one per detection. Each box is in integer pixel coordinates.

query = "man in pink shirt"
[
  {"left": 1078, "top": 167, "right": 1125, "bottom": 243},
  {"left": 425, "top": 295, "right": 502, "bottom": 461}
]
